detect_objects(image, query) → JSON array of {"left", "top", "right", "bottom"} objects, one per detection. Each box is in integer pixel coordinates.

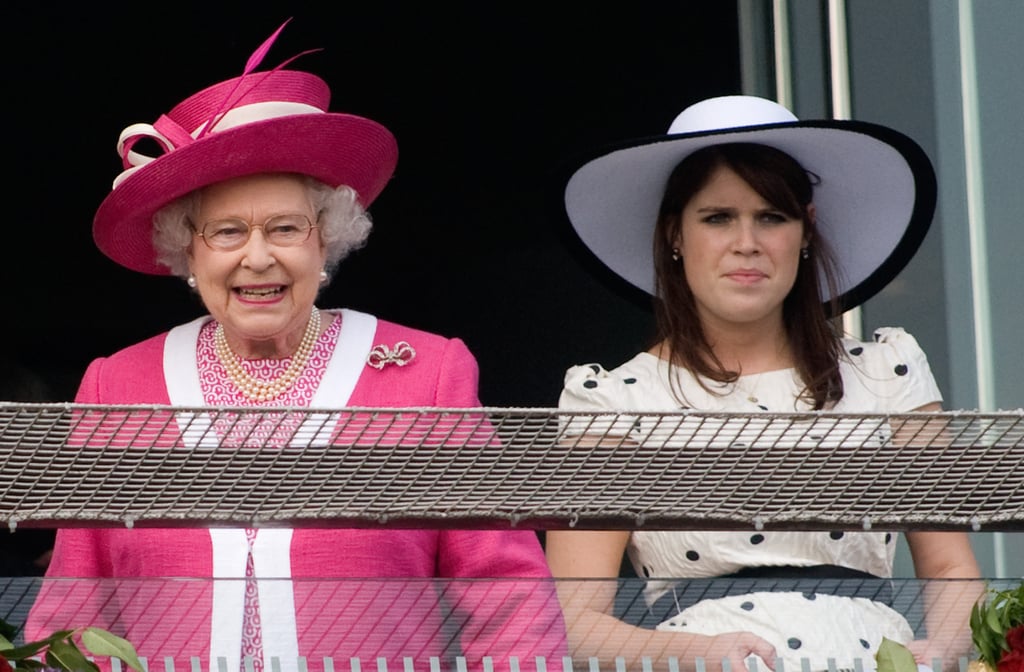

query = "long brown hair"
[{"left": 652, "top": 143, "right": 844, "bottom": 409}]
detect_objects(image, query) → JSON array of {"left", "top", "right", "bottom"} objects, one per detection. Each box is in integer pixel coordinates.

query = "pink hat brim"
[{"left": 93, "top": 113, "right": 398, "bottom": 275}]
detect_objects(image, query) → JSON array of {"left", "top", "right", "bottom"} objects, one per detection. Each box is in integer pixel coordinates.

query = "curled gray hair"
[{"left": 152, "top": 174, "right": 373, "bottom": 279}]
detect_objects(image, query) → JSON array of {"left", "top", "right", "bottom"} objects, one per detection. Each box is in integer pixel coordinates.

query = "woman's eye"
[
  {"left": 703, "top": 212, "right": 730, "bottom": 224},
  {"left": 760, "top": 212, "right": 789, "bottom": 224},
  {"left": 209, "top": 224, "right": 247, "bottom": 238}
]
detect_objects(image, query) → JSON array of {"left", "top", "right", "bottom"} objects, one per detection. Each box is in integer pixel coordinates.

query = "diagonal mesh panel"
[
  {"left": 1, "top": 403, "right": 1021, "bottom": 531},
  {"left": 2, "top": 576, "right": 996, "bottom": 672},
  {"left": 21, "top": 577, "right": 565, "bottom": 672}
]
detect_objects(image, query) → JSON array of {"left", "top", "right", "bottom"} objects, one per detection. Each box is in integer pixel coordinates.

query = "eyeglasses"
[{"left": 194, "top": 214, "right": 318, "bottom": 251}]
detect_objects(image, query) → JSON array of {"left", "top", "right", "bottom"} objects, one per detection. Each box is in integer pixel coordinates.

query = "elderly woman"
[{"left": 27, "top": 23, "right": 565, "bottom": 672}]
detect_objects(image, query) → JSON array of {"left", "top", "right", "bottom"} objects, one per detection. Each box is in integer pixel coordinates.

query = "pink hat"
[{"left": 93, "top": 22, "right": 398, "bottom": 275}]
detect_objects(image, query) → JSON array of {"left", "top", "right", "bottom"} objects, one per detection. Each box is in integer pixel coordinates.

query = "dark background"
[{"left": 4, "top": 3, "right": 741, "bottom": 408}]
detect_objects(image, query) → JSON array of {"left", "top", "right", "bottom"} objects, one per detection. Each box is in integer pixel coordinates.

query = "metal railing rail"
[{"left": 2, "top": 403, "right": 1021, "bottom": 531}]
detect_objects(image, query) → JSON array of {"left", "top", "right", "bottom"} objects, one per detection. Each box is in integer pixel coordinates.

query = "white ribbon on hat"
[{"left": 112, "top": 100, "right": 323, "bottom": 189}]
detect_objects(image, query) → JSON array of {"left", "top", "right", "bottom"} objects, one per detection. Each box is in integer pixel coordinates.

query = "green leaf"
[
  {"left": 0, "top": 619, "right": 17, "bottom": 643},
  {"left": 81, "top": 628, "right": 145, "bottom": 672},
  {"left": 975, "top": 627, "right": 1001, "bottom": 666},
  {"left": 986, "top": 595, "right": 1008, "bottom": 634},
  {"left": 2, "top": 638, "right": 66, "bottom": 660},
  {"left": 45, "top": 638, "right": 100, "bottom": 672},
  {"left": 32, "top": 629, "right": 76, "bottom": 644},
  {"left": 0, "top": 634, "right": 12, "bottom": 652},
  {"left": 876, "top": 637, "right": 918, "bottom": 672}
]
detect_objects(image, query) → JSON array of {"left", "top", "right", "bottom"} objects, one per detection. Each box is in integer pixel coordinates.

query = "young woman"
[{"left": 547, "top": 95, "right": 979, "bottom": 671}]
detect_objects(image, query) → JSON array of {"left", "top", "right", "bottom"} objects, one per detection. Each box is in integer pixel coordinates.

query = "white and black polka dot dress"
[{"left": 558, "top": 328, "right": 943, "bottom": 670}]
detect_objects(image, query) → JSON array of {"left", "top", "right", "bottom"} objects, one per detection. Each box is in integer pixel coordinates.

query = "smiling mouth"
[{"left": 235, "top": 286, "right": 285, "bottom": 298}]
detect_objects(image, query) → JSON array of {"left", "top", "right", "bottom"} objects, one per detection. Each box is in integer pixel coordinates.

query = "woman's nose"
[
  {"left": 732, "top": 220, "right": 761, "bottom": 254},
  {"left": 240, "top": 228, "right": 276, "bottom": 269}
]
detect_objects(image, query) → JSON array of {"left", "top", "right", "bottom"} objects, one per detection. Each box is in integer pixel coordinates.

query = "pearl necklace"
[{"left": 213, "top": 308, "right": 321, "bottom": 402}]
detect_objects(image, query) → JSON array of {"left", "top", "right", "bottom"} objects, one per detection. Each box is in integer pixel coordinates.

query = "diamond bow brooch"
[{"left": 366, "top": 341, "right": 417, "bottom": 369}]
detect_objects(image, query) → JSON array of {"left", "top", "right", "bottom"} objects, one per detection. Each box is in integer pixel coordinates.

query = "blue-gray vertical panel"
[{"left": 971, "top": 2, "right": 1024, "bottom": 410}]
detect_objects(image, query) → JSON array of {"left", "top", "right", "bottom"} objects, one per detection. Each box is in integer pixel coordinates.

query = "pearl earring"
[
  {"left": 187, "top": 274, "right": 197, "bottom": 288},
  {"left": 801, "top": 247, "right": 810, "bottom": 260},
  {"left": 319, "top": 269, "right": 329, "bottom": 284},
  {"left": 671, "top": 248, "right": 681, "bottom": 261}
]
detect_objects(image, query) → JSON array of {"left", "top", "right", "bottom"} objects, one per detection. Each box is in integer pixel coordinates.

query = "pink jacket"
[{"left": 27, "top": 312, "right": 566, "bottom": 672}]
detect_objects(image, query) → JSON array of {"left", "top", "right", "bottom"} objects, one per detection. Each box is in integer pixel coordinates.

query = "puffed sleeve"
[
  {"left": 434, "top": 337, "right": 483, "bottom": 407},
  {"left": 844, "top": 327, "right": 943, "bottom": 412},
  {"left": 875, "top": 327, "right": 943, "bottom": 409},
  {"left": 557, "top": 363, "right": 643, "bottom": 439},
  {"left": 560, "top": 364, "right": 623, "bottom": 409}
]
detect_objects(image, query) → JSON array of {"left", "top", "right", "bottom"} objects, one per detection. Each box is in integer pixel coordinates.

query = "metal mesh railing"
[
  {"left": 1, "top": 403, "right": 1022, "bottom": 531},
  {"left": 1, "top": 575, "right": 1000, "bottom": 672}
]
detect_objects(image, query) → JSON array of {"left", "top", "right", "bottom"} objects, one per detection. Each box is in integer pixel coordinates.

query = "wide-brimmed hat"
[
  {"left": 563, "top": 95, "right": 936, "bottom": 312},
  {"left": 94, "top": 24, "right": 398, "bottom": 275}
]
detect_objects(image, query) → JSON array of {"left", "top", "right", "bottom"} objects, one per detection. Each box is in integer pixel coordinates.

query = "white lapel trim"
[
  {"left": 165, "top": 315, "right": 218, "bottom": 446},
  {"left": 163, "top": 310, "right": 379, "bottom": 671},
  {"left": 290, "top": 308, "right": 377, "bottom": 446}
]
